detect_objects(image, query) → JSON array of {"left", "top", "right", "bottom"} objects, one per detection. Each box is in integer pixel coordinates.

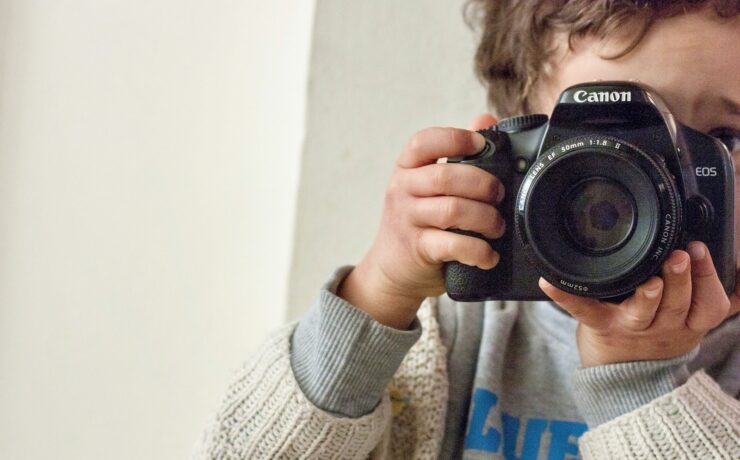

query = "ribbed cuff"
[
  {"left": 573, "top": 347, "right": 699, "bottom": 427},
  {"left": 290, "top": 266, "right": 423, "bottom": 418},
  {"left": 579, "top": 371, "right": 740, "bottom": 459}
]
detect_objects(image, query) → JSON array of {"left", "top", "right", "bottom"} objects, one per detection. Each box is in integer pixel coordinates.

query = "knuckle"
[
  {"left": 474, "top": 204, "right": 502, "bottom": 239},
  {"left": 478, "top": 173, "right": 500, "bottom": 203},
  {"left": 694, "top": 263, "right": 718, "bottom": 280},
  {"left": 448, "top": 128, "right": 468, "bottom": 147},
  {"left": 441, "top": 198, "right": 462, "bottom": 226},
  {"left": 622, "top": 312, "right": 652, "bottom": 331},
  {"left": 449, "top": 128, "right": 477, "bottom": 154},
  {"left": 414, "top": 229, "right": 433, "bottom": 263},
  {"left": 407, "top": 129, "right": 429, "bottom": 156},
  {"left": 439, "top": 234, "right": 458, "bottom": 259},
  {"left": 661, "top": 304, "right": 689, "bottom": 319},
  {"left": 431, "top": 166, "right": 453, "bottom": 193},
  {"left": 490, "top": 208, "right": 505, "bottom": 237},
  {"left": 386, "top": 172, "right": 402, "bottom": 194},
  {"left": 384, "top": 177, "right": 404, "bottom": 208}
]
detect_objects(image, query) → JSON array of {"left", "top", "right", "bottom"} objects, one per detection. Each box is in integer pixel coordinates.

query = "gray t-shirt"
[{"left": 290, "top": 267, "right": 740, "bottom": 459}]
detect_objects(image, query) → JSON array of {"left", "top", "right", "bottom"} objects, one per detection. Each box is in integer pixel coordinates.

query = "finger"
[
  {"left": 730, "top": 268, "right": 740, "bottom": 317},
  {"left": 538, "top": 278, "right": 610, "bottom": 329},
  {"left": 651, "top": 250, "right": 692, "bottom": 329},
  {"left": 614, "top": 276, "right": 663, "bottom": 331},
  {"left": 468, "top": 114, "right": 498, "bottom": 131},
  {"left": 685, "top": 241, "right": 731, "bottom": 331},
  {"left": 397, "top": 128, "right": 486, "bottom": 169},
  {"left": 411, "top": 196, "right": 505, "bottom": 240},
  {"left": 417, "top": 228, "right": 499, "bottom": 269},
  {"left": 401, "top": 163, "right": 505, "bottom": 205}
]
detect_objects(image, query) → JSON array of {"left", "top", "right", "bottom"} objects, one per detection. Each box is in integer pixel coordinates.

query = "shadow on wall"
[{"left": 287, "top": 0, "right": 487, "bottom": 319}]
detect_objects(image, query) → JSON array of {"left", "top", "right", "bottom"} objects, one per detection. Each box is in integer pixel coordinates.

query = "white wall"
[{"left": 0, "top": 1, "right": 314, "bottom": 459}]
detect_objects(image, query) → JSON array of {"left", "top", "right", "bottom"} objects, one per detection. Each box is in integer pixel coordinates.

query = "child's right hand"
[{"left": 337, "top": 115, "right": 504, "bottom": 329}]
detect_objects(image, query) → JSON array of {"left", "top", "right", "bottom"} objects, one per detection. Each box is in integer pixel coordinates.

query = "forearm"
[{"left": 291, "top": 266, "right": 423, "bottom": 417}]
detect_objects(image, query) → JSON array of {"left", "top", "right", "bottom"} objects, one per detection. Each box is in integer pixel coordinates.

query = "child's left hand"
[{"left": 539, "top": 241, "right": 740, "bottom": 367}]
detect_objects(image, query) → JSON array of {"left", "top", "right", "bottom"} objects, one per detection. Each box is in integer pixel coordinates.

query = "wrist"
[
  {"left": 291, "top": 278, "right": 423, "bottom": 417},
  {"left": 576, "top": 327, "right": 701, "bottom": 367},
  {"left": 337, "top": 262, "right": 423, "bottom": 330}
]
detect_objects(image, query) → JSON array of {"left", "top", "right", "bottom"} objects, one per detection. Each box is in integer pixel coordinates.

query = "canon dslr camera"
[{"left": 445, "top": 82, "right": 735, "bottom": 301}]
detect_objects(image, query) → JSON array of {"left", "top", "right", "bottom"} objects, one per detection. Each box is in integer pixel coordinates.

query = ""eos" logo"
[
  {"left": 696, "top": 166, "right": 718, "bottom": 177},
  {"left": 574, "top": 90, "right": 632, "bottom": 103}
]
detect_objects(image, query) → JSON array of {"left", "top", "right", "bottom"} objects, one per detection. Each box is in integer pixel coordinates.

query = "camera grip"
[
  {"left": 444, "top": 137, "right": 515, "bottom": 300},
  {"left": 444, "top": 228, "right": 512, "bottom": 301}
]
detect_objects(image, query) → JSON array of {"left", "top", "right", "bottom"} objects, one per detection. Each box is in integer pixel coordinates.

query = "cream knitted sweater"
[{"left": 194, "top": 300, "right": 740, "bottom": 459}]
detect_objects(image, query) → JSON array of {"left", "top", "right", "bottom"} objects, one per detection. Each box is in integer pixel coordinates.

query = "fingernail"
[
  {"left": 491, "top": 251, "right": 501, "bottom": 268},
  {"left": 473, "top": 133, "right": 486, "bottom": 152},
  {"left": 497, "top": 182, "right": 506, "bottom": 203},
  {"left": 538, "top": 277, "right": 550, "bottom": 289},
  {"left": 644, "top": 286, "right": 661, "bottom": 299},
  {"left": 687, "top": 242, "right": 706, "bottom": 261},
  {"left": 671, "top": 258, "right": 689, "bottom": 274}
]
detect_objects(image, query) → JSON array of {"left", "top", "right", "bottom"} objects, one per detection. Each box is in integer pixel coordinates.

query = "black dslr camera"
[{"left": 445, "top": 82, "right": 735, "bottom": 301}]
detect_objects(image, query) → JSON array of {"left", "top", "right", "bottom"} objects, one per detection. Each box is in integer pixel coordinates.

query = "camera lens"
[
  {"left": 562, "top": 178, "right": 636, "bottom": 254},
  {"left": 515, "top": 136, "right": 681, "bottom": 298}
]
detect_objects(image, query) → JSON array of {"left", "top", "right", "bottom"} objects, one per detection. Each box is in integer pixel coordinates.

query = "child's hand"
[
  {"left": 338, "top": 114, "right": 501, "bottom": 329},
  {"left": 539, "top": 241, "right": 740, "bottom": 367}
]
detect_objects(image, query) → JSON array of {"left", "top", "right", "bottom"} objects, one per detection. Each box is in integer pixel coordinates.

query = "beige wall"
[
  {"left": 288, "top": 0, "right": 488, "bottom": 319},
  {"left": 0, "top": 1, "right": 314, "bottom": 459},
  {"left": 0, "top": 0, "right": 486, "bottom": 457}
]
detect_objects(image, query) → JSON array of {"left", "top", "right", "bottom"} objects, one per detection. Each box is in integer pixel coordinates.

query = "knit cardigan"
[{"left": 193, "top": 299, "right": 740, "bottom": 459}]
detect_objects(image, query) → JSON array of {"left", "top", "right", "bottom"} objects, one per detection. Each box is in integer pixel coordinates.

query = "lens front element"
[{"left": 563, "top": 178, "right": 636, "bottom": 254}]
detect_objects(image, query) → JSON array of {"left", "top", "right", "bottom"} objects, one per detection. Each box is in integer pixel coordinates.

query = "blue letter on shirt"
[
  {"left": 502, "top": 413, "right": 547, "bottom": 459},
  {"left": 464, "top": 388, "right": 501, "bottom": 452},
  {"left": 548, "top": 420, "right": 587, "bottom": 460}
]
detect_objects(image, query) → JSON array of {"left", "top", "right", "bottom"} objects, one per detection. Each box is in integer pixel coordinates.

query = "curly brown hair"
[{"left": 464, "top": 0, "right": 739, "bottom": 117}]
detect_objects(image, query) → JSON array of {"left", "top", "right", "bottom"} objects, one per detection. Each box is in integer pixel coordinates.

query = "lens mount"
[{"left": 515, "top": 135, "right": 681, "bottom": 298}]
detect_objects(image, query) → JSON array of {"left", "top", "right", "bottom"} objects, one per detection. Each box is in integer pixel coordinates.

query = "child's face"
[{"left": 535, "top": 8, "right": 740, "bottom": 267}]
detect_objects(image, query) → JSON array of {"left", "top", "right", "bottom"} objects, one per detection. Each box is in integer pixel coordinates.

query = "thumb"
[
  {"left": 468, "top": 113, "right": 497, "bottom": 131},
  {"left": 729, "top": 268, "right": 740, "bottom": 317}
]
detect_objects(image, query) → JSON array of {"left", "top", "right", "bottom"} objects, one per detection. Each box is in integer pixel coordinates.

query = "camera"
[{"left": 445, "top": 82, "right": 735, "bottom": 301}]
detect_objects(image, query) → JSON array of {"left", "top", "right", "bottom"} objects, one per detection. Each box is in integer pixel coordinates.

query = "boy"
[{"left": 195, "top": 1, "right": 740, "bottom": 458}]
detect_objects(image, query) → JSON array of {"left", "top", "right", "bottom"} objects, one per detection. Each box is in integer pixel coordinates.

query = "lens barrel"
[{"left": 515, "top": 136, "right": 681, "bottom": 298}]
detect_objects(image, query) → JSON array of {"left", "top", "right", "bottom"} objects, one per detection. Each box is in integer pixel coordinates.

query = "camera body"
[{"left": 445, "top": 82, "right": 735, "bottom": 301}]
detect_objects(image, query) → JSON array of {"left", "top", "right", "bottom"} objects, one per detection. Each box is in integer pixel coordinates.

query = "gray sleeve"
[
  {"left": 290, "top": 266, "right": 423, "bottom": 418},
  {"left": 572, "top": 347, "right": 699, "bottom": 427}
]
